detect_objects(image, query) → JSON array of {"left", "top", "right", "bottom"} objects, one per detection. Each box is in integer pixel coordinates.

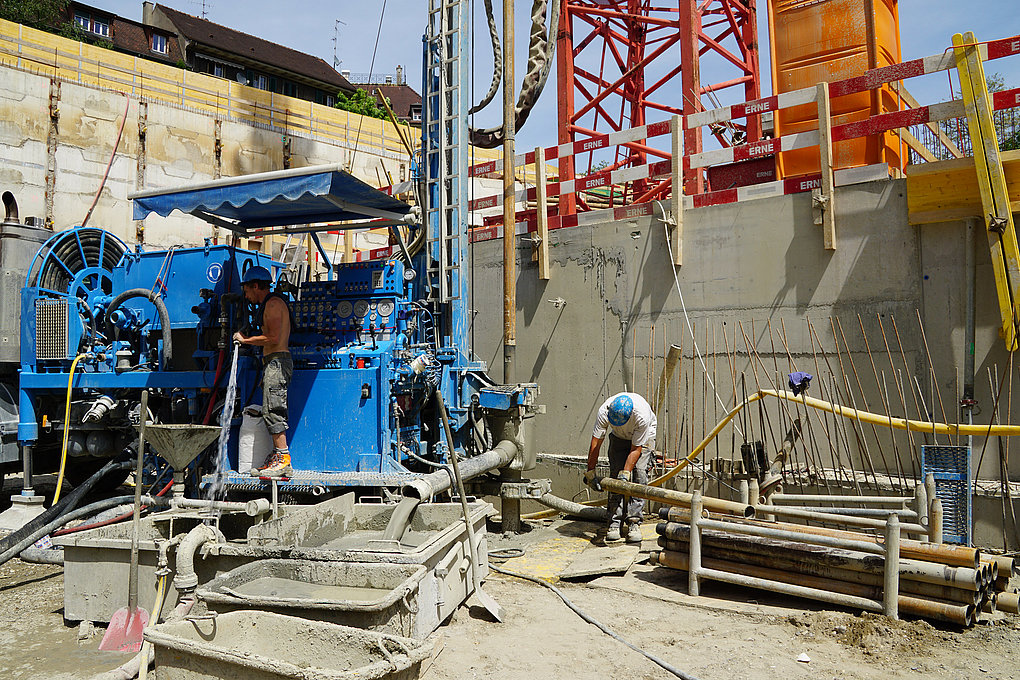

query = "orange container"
[{"left": 768, "top": 0, "right": 904, "bottom": 178}]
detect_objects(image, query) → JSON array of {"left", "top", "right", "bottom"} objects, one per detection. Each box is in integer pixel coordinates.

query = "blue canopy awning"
[{"left": 128, "top": 164, "right": 412, "bottom": 234}]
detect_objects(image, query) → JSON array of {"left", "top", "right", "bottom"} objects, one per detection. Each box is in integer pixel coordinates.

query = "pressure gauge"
[
  {"left": 403, "top": 268, "right": 417, "bottom": 282},
  {"left": 336, "top": 300, "right": 353, "bottom": 318},
  {"left": 377, "top": 300, "right": 394, "bottom": 317},
  {"left": 353, "top": 300, "right": 370, "bottom": 318}
]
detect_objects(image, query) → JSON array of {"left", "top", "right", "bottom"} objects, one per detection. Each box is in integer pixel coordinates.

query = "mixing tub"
[
  {"left": 144, "top": 610, "right": 433, "bottom": 680},
  {"left": 196, "top": 559, "right": 426, "bottom": 637}
]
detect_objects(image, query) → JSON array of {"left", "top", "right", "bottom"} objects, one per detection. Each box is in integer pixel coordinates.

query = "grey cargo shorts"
[{"left": 262, "top": 351, "right": 293, "bottom": 435}]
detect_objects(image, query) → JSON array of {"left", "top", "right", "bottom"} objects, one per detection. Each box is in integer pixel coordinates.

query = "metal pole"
[
  {"left": 689, "top": 490, "right": 702, "bottom": 597},
  {"left": 963, "top": 217, "right": 977, "bottom": 449},
  {"left": 20, "top": 444, "right": 33, "bottom": 496},
  {"left": 884, "top": 514, "right": 900, "bottom": 619},
  {"left": 502, "top": 0, "right": 516, "bottom": 385},
  {"left": 128, "top": 390, "right": 148, "bottom": 616}
]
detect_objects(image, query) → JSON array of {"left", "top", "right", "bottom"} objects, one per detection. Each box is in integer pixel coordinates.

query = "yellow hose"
[
  {"left": 138, "top": 574, "right": 167, "bottom": 680},
  {"left": 52, "top": 353, "right": 89, "bottom": 505},
  {"left": 650, "top": 388, "right": 1020, "bottom": 487}
]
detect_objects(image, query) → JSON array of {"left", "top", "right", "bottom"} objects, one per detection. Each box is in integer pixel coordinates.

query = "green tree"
[
  {"left": 334, "top": 88, "right": 389, "bottom": 121},
  {"left": 0, "top": 0, "right": 68, "bottom": 31}
]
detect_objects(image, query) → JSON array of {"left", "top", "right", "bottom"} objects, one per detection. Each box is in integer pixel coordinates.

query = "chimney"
[
  {"left": 396, "top": 64, "right": 403, "bottom": 85},
  {"left": 143, "top": 2, "right": 155, "bottom": 24},
  {"left": 341, "top": 69, "right": 351, "bottom": 79},
  {"left": 385, "top": 75, "right": 392, "bottom": 84}
]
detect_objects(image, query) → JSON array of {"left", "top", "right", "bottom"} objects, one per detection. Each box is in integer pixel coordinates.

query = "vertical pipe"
[
  {"left": 749, "top": 478, "right": 760, "bottom": 507},
  {"left": 915, "top": 482, "right": 929, "bottom": 528},
  {"left": 739, "top": 479, "right": 749, "bottom": 505},
  {"left": 931, "top": 497, "right": 944, "bottom": 544},
  {"left": 20, "top": 444, "right": 33, "bottom": 497},
  {"left": 502, "top": 0, "right": 516, "bottom": 385},
  {"left": 689, "top": 490, "right": 703, "bottom": 597},
  {"left": 964, "top": 217, "right": 977, "bottom": 449},
  {"left": 129, "top": 390, "right": 148, "bottom": 615},
  {"left": 884, "top": 514, "right": 900, "bottom": 619}
]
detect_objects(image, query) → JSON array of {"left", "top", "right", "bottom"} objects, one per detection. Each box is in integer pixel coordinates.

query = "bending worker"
[
  {"left": 233, "top": 266, "right": 293, "bottom": 478},
  {"left": 583, "top": 392, "right": 657, "bottom": 543}
]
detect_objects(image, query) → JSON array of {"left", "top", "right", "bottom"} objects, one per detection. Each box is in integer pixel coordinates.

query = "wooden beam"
[
  {"left": 534, "top": 147, "right": 550, "bottom": 280},
  {"left": 816, "top": 82, "right": 836, "bottom": 250},
  {"left": 670, "top": 114, "right": 683, "bottom": 266},
  {"left": 906, "top": 151, "right": 1020, "bottom": 224}
]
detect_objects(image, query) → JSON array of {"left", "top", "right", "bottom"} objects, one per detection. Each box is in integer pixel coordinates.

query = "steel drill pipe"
[
  {"left": 983, "top": 554, "right": 1017, "bottom": 578},
  {"left": 754, "top": 503, "right": 925, "bottom": 535},
  {"left": 655, "top": 537, "right": 984, "bottom": 606},
  {"left": 600, "top": 478, "right": 755, "bottom": 518},
  {"left": 769, "top": 493, "right": 912, "bottom": 505},
  {"left": 998, "top": 591, "right": 1020, "bottom": 614},
  {"left": 657, "top": 521, "right": 983, "bottom": 591},
  {"left": 660, "top": 507, "right": 981, "bottom": 568},
  {"left": 650, "top": 550, "right": 974, "bottom": 626}
]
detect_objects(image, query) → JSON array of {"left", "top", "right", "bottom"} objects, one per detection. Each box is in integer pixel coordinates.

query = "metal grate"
[
  {"left": 35, "top": 298, "right": 69, "bottom": 360},
  {"left": 921, "top": 445, "right": 972, "bottom": 545}
]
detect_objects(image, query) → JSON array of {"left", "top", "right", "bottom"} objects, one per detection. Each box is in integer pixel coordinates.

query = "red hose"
[
  {"left": 202, "top": 348, "right": 227, "bottom": 425},
  {"left": 52, "top": 479, "right": 174, "bottom": 537}
]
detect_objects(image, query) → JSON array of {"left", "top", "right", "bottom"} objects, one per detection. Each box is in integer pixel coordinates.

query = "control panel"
[{"left": 288, "top": 260, "right": 405, "bottom": 344}]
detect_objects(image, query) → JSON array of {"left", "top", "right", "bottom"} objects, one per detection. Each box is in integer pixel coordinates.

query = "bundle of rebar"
[{"left": 649, "top": 505, "right": 1018, "bottom": 627}]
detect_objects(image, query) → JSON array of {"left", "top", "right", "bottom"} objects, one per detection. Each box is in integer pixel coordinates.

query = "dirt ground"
[{"left": 2, "top": 517, "right": 1019, "bottom": 680}]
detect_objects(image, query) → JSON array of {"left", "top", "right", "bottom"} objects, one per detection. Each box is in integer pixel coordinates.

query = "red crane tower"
[{"left": 555, "top": 0, "right": 762, "bottom": 214}]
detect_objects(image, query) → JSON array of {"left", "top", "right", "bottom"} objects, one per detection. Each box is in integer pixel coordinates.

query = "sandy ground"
[{"left": 2, "top": 517, "right": 1020, "bottom": 680}]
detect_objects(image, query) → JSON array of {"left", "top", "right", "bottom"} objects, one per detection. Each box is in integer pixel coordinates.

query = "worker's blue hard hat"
[
  {"left": 607, "top": 394, "right": 634, "bottom": 427},
  {"left": 241, "top": 265, "right": 272, "bottom": 284}
]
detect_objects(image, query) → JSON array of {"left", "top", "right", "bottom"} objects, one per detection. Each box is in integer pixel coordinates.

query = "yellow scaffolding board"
[{"left": 953, "top": 31, "right": 1020, "bottom": 351}]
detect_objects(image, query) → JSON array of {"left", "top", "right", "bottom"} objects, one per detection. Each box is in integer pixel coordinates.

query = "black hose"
[
  {"left": 490, "top": 563, "right": 701, "bottom": 680},
  {"left": 0, "top": 458, "right": 131, "bottom": 557},
  {"left": 104, "top": 288, "right": 174, "bottom": 365},
  {"left": 0, "top": 494, "right": 168, "bottom": 567}
]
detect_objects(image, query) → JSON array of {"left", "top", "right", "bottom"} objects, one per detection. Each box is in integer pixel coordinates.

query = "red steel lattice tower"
[{"left": 555, "top": 0, "right": 761, "bottom": 212}]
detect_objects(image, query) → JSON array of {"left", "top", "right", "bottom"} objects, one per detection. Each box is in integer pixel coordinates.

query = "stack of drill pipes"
[
  {"left": 661, "top": 518, "right": 984, "bottom": 590},
  {"left": 653, "top": 506, "right": 999, "bottom": 625},
  {"left": 599, "top": 477, "right": 755, "bottom": 518},
  {"left": 660, "top": 507, "right": 980, "bottom": 568},
  {"left": 647, "top": 549, "right": 974, "bottom": 626},
  {"left": 654, "top": 522, "right": 987, "bottom": 605}
]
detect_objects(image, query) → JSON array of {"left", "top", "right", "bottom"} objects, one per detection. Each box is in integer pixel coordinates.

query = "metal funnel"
[{"left": 143, "top": 424, "right": 222, "bottom": 471}]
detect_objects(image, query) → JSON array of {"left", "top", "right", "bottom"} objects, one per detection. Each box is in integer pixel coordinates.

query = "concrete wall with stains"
[
  {"left": 468, "top": 178, "right": 1020, "bottom": 498},
  {"left": 0, "top": 65, "right": 412, "bottom": 247}
]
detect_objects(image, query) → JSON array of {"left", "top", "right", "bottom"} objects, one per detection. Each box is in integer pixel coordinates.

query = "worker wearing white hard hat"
[{"left": 583, "top": 392, "right": 657, "bottom": 544}]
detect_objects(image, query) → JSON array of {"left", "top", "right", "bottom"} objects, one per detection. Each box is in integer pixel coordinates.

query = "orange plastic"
[{"left": 768, "top": 0, "right": 905, "bottom": 178}]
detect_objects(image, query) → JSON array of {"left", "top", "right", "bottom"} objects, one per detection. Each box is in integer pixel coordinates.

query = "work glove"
[
  {"left": 617, "top": 470, "right": 632, "bottom": 483},
  {"left": 583, "top": 469, "right": 602, "bottom": 491}
]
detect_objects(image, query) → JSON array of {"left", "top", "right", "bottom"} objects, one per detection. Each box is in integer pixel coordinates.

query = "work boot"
[
  {"left": 625, "top": 523, "right": 643, "bottom": 544},
  {"left": 605, "top": 526, "right": 622, "bottom": 543},
  {"left": 251, "top": 449, "right": 292, "bottom": 478}
]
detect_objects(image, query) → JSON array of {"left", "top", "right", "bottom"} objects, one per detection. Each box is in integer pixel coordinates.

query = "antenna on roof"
[
  {"left": 333, "top": 19, "right": 346, "bottom": 71},
  {"left": 187, "top": 0, "right": 212, "bottom": 18}
]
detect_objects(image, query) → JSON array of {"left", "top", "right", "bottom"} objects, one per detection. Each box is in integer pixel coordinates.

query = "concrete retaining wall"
[{"left": 468, "top": 178, "right": 1020, "bottom": 523}]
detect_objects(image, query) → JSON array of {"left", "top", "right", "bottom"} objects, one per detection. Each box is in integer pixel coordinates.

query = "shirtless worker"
[
  {"left": 233, "top": 266, "right": 293, "bottom": 477},
  {"left": 583, "top": 392, "right": 657, "bottom": 543}
]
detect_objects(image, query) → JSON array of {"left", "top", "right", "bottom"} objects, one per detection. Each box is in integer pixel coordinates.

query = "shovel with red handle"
[{"left": 99, "top": 390, "right": 150, "bottom": 652}]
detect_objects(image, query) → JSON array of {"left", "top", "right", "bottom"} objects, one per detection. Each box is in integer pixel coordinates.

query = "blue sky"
[{"left": 98, "top": 1, "right": 1020, "bottom": 152}]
